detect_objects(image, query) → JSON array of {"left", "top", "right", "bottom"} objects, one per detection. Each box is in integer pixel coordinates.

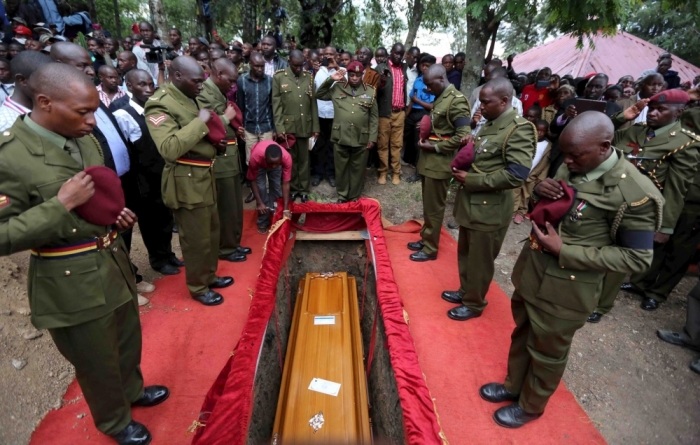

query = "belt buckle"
[{"left": 97, "top": 233, "right": 112, "bottom": 250}]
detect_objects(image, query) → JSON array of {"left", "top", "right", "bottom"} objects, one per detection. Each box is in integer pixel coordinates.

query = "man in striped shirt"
[
  {"left": 0, "top": 50, "right": 51, "bottom": 131},
  {"left": 96, "top": 65, "right": 126, "bottom": 108}
]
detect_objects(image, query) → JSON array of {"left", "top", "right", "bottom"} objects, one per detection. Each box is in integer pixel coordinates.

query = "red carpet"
[
  {"left": 30, "top": 211, "right": 266, "bottom": 445},
  {"left": 384, "top": 221, "right": 607, "bottom": 444}
]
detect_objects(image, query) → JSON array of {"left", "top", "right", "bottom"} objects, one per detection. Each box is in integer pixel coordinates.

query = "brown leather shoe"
[
  {"left": 378, "top": 173, "right": 387, "bottom": 185},
  {"left": 392, "top": 174, "right": 400, "bottom": 185}
]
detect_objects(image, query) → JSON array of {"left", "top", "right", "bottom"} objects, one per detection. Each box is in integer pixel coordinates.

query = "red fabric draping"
[
  {"left": 291, "top": 211, "right": 366, "bottom": 233},
  {"left": 191, "top": 199, "right": 443, "bottom": 445}
]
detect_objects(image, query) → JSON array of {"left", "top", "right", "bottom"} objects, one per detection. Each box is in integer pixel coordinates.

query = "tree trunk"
[
  {"left": 461, "top": 3, "right": 493, "bottom": 96},
  {"left": 485, "top": 24, "right": 499, "bottom": 62},
  {"left": 87, "top": 0, "right": 97, "bottom": 23},
  {"left": 149, "top": 0, "right": 169, "bottom": 44},
  {"left": 404, "top": 0, "right": 425, "bottom": 48},
  {"left": 112, "top": 0, "right": 122, "bottom": 38},
  {"left": 298, "top": 0, "right": 344, "bottom": 48},
  {"left": 241, "top": 0, "right": 258, "bottom": 44}
]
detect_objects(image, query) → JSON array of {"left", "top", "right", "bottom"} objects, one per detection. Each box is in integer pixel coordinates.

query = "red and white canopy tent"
[{"left": 512, "top": 31, "right": 700, "bottom": 83}]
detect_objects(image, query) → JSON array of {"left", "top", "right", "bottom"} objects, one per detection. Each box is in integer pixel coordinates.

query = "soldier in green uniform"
[
  {"left": 443, "top": 77, "right": 536, "bottom": 321},
  {"left": 146, "top": 56, "right": 234, "bottom": 306},
  {"left": 406, "top": 64, "right": 471, "bottom": 262},
  {"left": 315, "top": 61, "right": 378, "bottom": 202},
  {"left": 589, "top": 90, "right": 699, "bottom": 321},
  {"left": 272, "top": 49, "right": 319, "bottom": 202},
  {"left": 196, "top": 58, "right": 252, "bottom": 263},
  {"left": 0, "top": 64, "right": 169, "bottom": 445},
  {"left": 479, "top": 112, "right": 662, "bottom": 428}
]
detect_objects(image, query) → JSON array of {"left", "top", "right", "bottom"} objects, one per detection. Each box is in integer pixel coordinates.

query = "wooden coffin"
[{"left": 272, "top": 272, "right": 371, "bottom": 444}]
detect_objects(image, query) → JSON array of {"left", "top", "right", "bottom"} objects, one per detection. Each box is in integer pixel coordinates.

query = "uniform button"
[
  {"left": 72, "top": 228, "right": 77, "bottom": 233},
  {"left": 188, "top": 173, "right": 192, "bottom": 177},
  {"left": 224, "top": 153, "right": 227, "bottom": 156},
  {"left": 639, "top": 148, "right": 643, "bottom": 151},
  {"left": 300, "top": 104, "right": 302, "bottom": 106},
  {"left": 301, "top": 114, "right": 304, "bottom": 116},
  {"left": 2, "top": 131, "right": 9, "bottom": 136},
  {"left": 621, "top": 173, "right": 626, "bottom": 179},
  {"left": 65, "top": 271, "right": 71, "bottom": 276},
  {"left": 299, "top": 95, "right": 302, "bottom": 97},
  {"left": 477, "top": 137, "right": 481, "bottom": 140},
  {"left": 113, "top": 247, "right": 118, "bottom": 252},
  {"left": 483, "top": 201, "right": 487, "bottom": 204},
  {"left": 569, "top": 275, "right": 575, "bottom": 280},
  {"left": 351, "top": 111, "right": 354, "bottom": 114}
]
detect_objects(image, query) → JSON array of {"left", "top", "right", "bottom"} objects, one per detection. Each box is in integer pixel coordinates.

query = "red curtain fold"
[{"left": 191, "top": 199, "right": 442, "bottom": 445}]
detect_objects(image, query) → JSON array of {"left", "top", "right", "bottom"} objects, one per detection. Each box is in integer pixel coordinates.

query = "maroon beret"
[
  {"left": 649, "top": 89, "right": 690, "bottom": 105},
  {"left": 527, "top": 180, "right": 577, "bottom": 228},
  {"left": 419, "top": 115, "right": 432, "bottom": 141},
  {"left": 346, "top": 61, "right": 364, "bottom": 74},
  {"left": 75, "top": 166, "right": 125, "bottom": 226},
  {"left": 276, "top": 133, "right": 296, "bottom": 149},
  {"left": 205, "top": 115, "right": 226, "bottom": 145},
  {"left": 450, "top": 142, "right": 475, "bottom": 171},
  {"left": 227, "top": 101, "right": 243, "bottom": 131}
]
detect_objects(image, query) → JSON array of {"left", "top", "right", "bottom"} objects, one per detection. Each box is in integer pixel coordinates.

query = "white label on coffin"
[
  {"left": 313, "top": 315, "right": 336, "bottom": 325},
  {"left": 308, "top": 378, "right": 341, "bottom": 397}
]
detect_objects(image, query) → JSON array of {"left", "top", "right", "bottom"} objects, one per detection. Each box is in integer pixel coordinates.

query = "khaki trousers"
[
  {"left": 173, "top": 204, "right": 220, "bottom": 296},
  {"left": 377, "top": 110, "right": 405, "bottom": 175},
  {"left": 244, "top": 130, "right": 274, "bottom": 165},
  {"left": 49, "top": 300, "right": 143, "bottom": 435},
  {"left": 504, "top": 291, "right": 588, "bottom": 414},
  {"left": 513, "top": 182, "right": 536, "bottom": 216}
]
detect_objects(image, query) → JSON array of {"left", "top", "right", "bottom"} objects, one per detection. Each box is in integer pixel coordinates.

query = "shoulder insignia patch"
[
  {"left": 631, "top": 196, "right": 649, "bottom": 207},
  {"left": 148, "top": 114, "right": 167, "bottom": 127},
  {"left": 281, "top": 84, "right": 289, "bottom": 88},
  {"left": 455, "top": 93, "right": 464, "bottom": 98},
  {"left": 275, "top": 69, "right": 286, "bottom": 74},
  {"left": 681, "top": 128, "right": 700, "bottom": 142},
  {"left": 0, "top": 194, "right": 9, "bottom": 209}
]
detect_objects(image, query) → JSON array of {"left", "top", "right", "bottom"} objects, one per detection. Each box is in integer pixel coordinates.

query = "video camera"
[{"left": 142, "top": 44, "right": 177, "bottom": 64}]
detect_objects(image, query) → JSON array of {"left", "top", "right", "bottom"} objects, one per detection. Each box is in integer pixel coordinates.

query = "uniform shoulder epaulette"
[
  {"left": 632, "top": 121, "right": 646, "bottom": 127},
  {"left": 274, "top": 69, "right": 286, "bottom": 75},
  {"left": 681, "top": 127, "right": 700, "bottom": 142},
  {"left": 454, "top": 92, "right": 464, "bottom": 98},
  {"left": 0, "top": 129, "right": 15, "bottom": 146},
  {"left": 617, "top": 163, "right": 658, "bottom": 204}
]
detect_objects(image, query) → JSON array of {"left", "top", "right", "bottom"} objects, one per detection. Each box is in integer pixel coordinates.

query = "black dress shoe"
[
  {"left": 407, "top": 240, "right": 424, "bottom": 251},
  {"left": 156, "top": 264, "right": 180, "bottom": 275},
  {"left": 447, "top": 305, "right": 481, "bottom": 321},
  {"left": 291, "top": 192, "right": 299, "bottom": 201},
  {"left": 311, "top": 177, "right": 321, "bottom": 186},
  {"left": 480, "top": 383, "right": 519, "bottom": 403},
  {"left": 210, "top": 276, "right": 234, "bottom": 288},
  {"left": 690, "top": 357, "right": 700, "bottom": 375},
  {"left": 220, "top": 252, "right": 247, "bottom": 262},
  {"left": 641, "top": 297, "right": 659, "bottom": 311},
  {"left": 193, "top": 290, "right": 224, "bottom": 306},
  {"left": 300, "top": 194, "right": 309, "bottom": 203},
  {"left": 493, "top": 403, "right": 542, "bottom": 428},
  {"left": 447, "top": 222, "right": 459, "bottom": 230},
  {"left": 406, "top": 173, "right": 421, "bottom": 183},
  {"left": 112, "top": 420, "right": 152, "bottom": 445},
  {"left": 409, "top": 251, "right": 437, "bottom": 262},
  {"left": 587, "top": 312, "right": 603, "bottom": 323},
  {"left": 169, "top": 257, "right": 185, "bottom": 267},
  {"left": 133, "top": 385, "right": 170, "bottom": 407},
  {"left": 237, "top": 246, "right": 252, "bottom": 255},
  {"left": 657, "top": 330, "right": 699, "bottom": 350},
  {"left": 620, "top": 282, "right": 643, "bottom": 296},
  {"left": 441, "top": 291, "right": 462, "bottom": 304},
  {"left": 328, "top": 177, "right": 336, "bottom": 187},
  {"left": 244, "top": 192, "right": 255, "bottom": 203}
]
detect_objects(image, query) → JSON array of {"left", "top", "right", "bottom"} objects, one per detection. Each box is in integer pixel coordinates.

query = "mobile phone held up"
[
  {"left": 536, "top": 80, "right": 551, "bottom": 89},
  {"left": 321, "top": 57, "right": 329, "bottom": 67}
]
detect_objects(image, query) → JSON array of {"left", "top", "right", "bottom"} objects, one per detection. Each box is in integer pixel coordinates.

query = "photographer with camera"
[{"left": 132, "top": 21, "right": 167, "bottom": 87}]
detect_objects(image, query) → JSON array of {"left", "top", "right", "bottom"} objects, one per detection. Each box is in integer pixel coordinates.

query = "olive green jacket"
[
  {"left": 454, "top": 108, "right": 537, "bottom": 230},
  {"left": 315, "top": 77, "right": 378, "bottom": 147},
  {"left": 197, "top": 78, "right": 241, "bottom": 179},
  {"left": 272, "top": 68, "right": 319, "bottom": 137},
  {"left": 0, "top": 116, "right": 136, "bottom": 330},
  {"left": 611, "top": 114, "right": 700, "bottom": 234},
  {"left": 514, "top": 150, "right": 663, "bottom": 319},
  {"left": 145, "top": 82, "right": 219, "bottom": 210},
  {"left": 680, "top": 109, "right": 700, "bottom": 213},
  {"left": 417, "top": 84, "right": 471, "bottom": 180}
]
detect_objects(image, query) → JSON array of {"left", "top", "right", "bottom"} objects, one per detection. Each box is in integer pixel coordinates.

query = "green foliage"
[
  {"left": 93, "top": 0, "right": 146, "bottom": 38},
  {"left": 623, "top": 0, "right": 700, "bottom": 65},
  {"left": 498, "top": 4, "right": 550, "bottom": 56}
]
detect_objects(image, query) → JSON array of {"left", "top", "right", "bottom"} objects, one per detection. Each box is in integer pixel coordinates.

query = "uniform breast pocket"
[
  {"left": 331, "top": 124, "right": 341, "bottom": 142},
  {"left": 174, "top": 166, "right": 213, "bottom": 205},
  {"left": 283, "top": 114, "right": 297, "bottom": 133},
  {"left": 30, "top": 255, "right": 104, "bottom": 315},
  {"left": 537, "top": 262, "right": 604, "bottom": 314},
  {"left": 36, "top": 178, "right": 71, "bottom": 204},
  {"left": 468, "top": 192, "right": 505, "bottom": 226}
]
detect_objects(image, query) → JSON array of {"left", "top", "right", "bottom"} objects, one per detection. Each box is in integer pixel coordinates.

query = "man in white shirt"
[
  {"left": 0, "top": 50, "right": 50, "bottom": 131},
  {"left": 311, "top": 47, "right": 345, "bottom": 187},
  {"left": 131, "top": 21, "right": 161, "bottom": 82},
  {"left": 470, "top": 67, "right": 523, "bottom": 136}
]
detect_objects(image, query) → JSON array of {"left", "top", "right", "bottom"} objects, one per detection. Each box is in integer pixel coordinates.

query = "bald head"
[
  {"left": 98, "top": 64, "right": 117, "bottom": 77},
  {"left": 50, "top": 42, "right": 94, "bottom": 79},
  {"left": 170, "top": 55, "right": 205, "bottom": 99},
  {"left": 482, "top": 77, "right": 514, "bottom": 99},
  {"left": 289, "top": 49, "right": 303, "bottom": 62},
  {"left": 29, "top": 63, "right": 100, "bottom": 138},
  {"left": 210, "top": 48, "right": 225, "bottom": 61},
  {"left": 250, "top": 52, "right": 264, "bottom": 64},
  {"left": 479, "top": 78, "right": 514, "bottom": 120},
  {"left": 125, "top": 68, "right": 150, "bottom": 85},
  {"left": 560, "top": 111, "right": 613, "bottom": 174},
  {"left": 211, "top": 58, "right": 238, "bottom": 94},
  {"left": 423, "top": 64, "right": 448, "bottom": 97}
]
